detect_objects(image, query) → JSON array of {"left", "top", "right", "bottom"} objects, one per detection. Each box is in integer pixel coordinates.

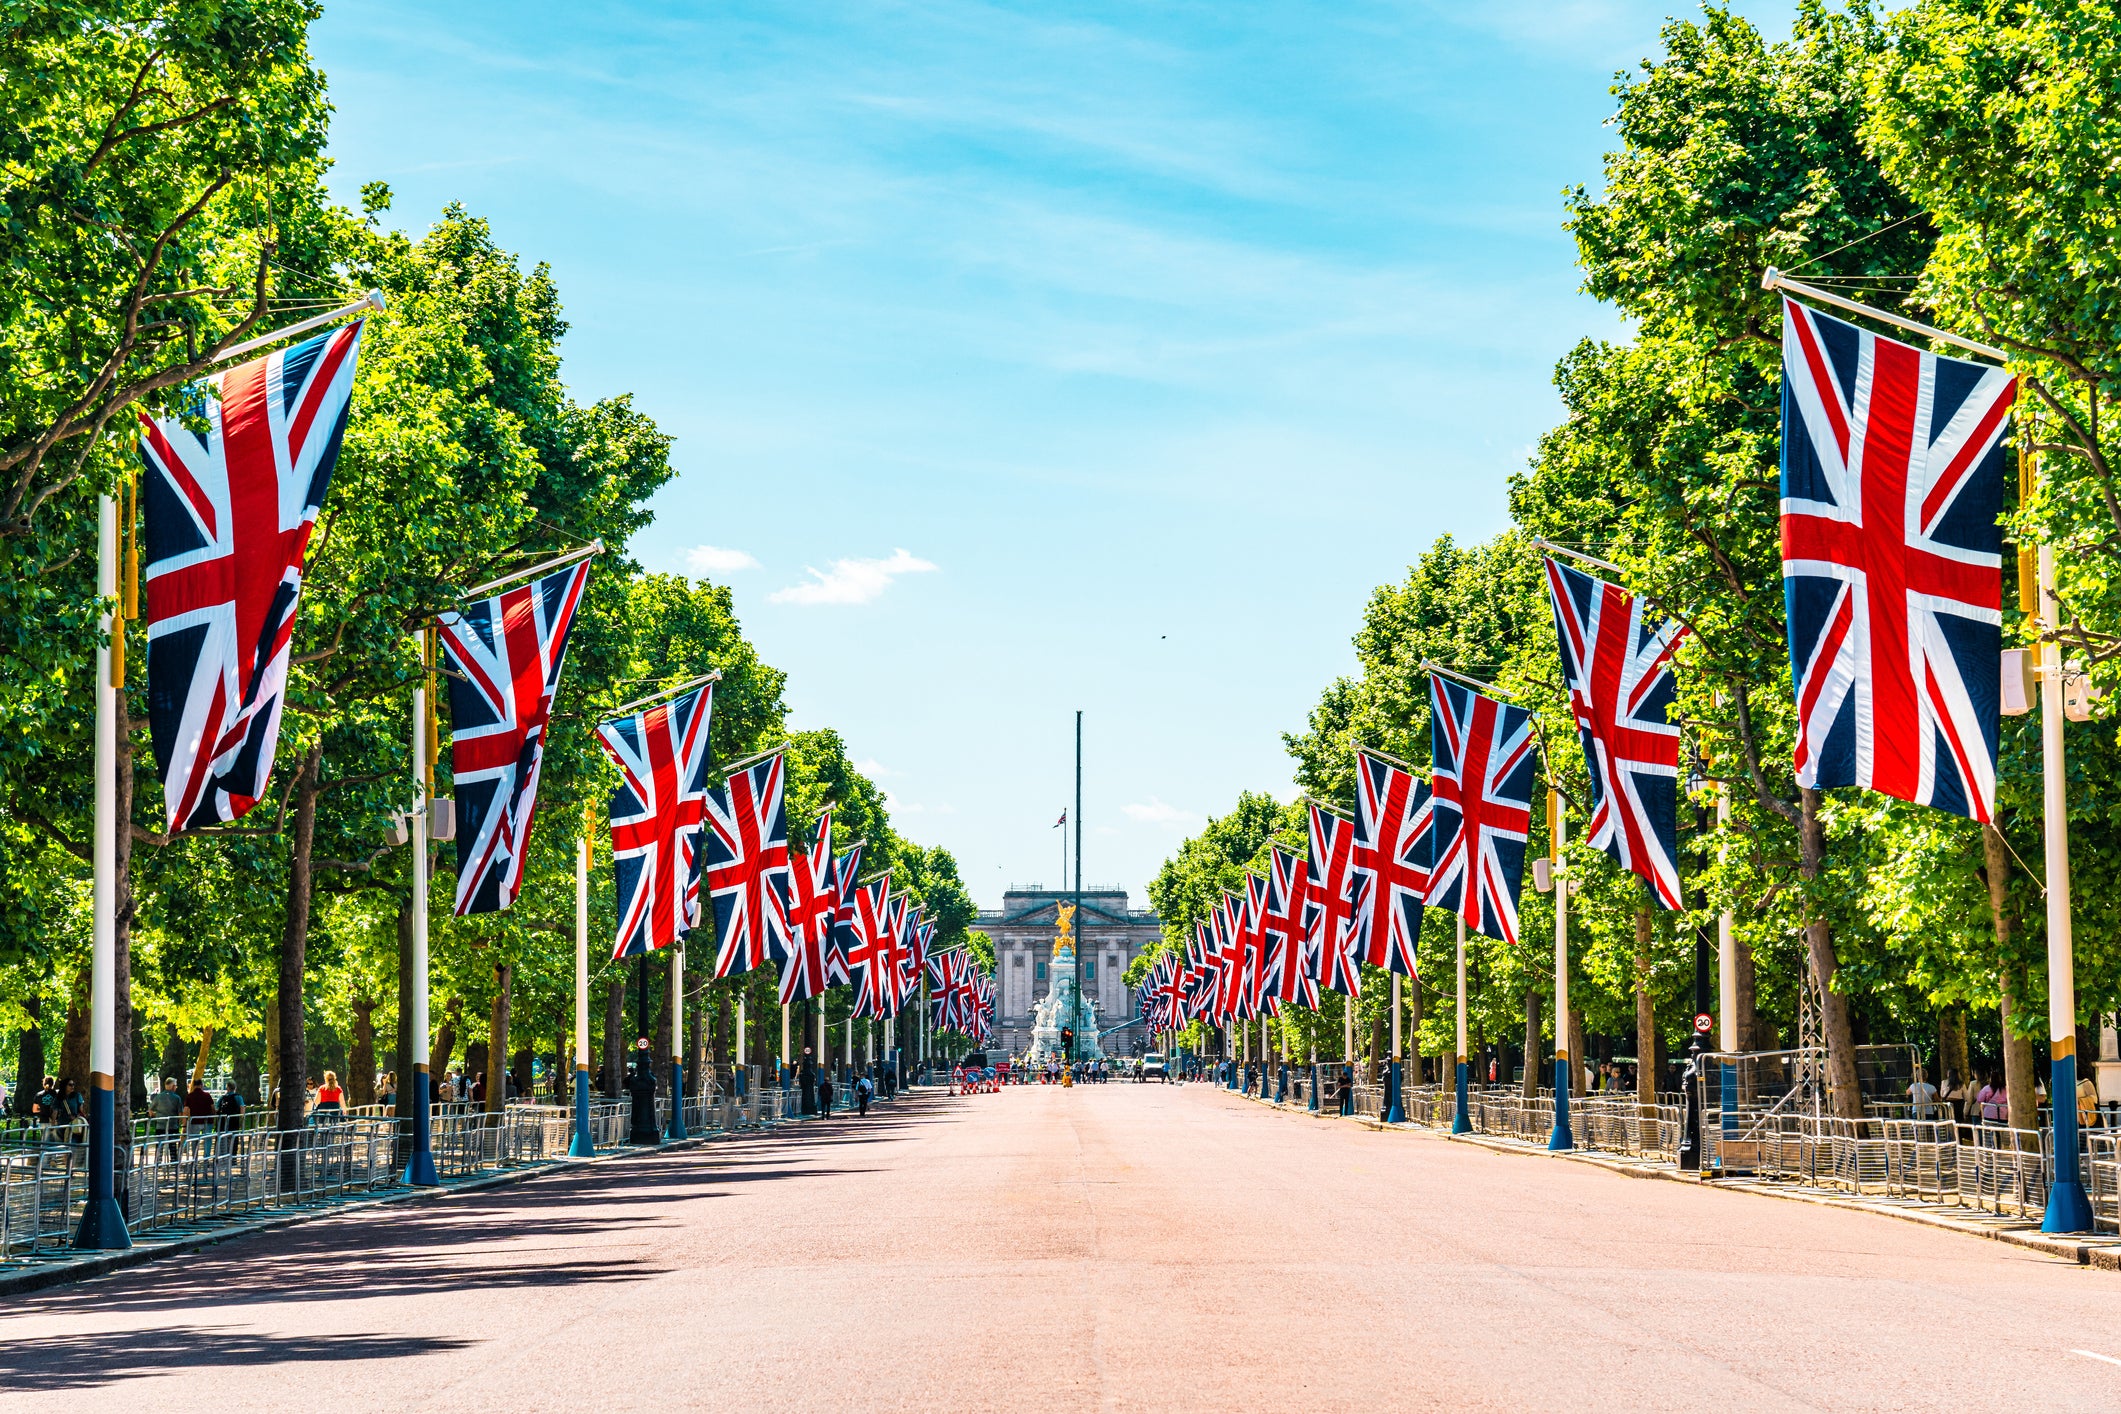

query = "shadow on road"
[{"left": 0, "top": 1325, "right": 475, "bottom": 1391}]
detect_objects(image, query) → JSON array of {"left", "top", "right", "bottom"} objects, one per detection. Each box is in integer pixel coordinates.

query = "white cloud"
[
  {"left": 1122, "top": 796, "right": 1200, "bottom": 828},
  {"left": 685, "top": 544, "right": 761, "bottom": 574},
  {"left": 768, "top": 548, "right": 937, "bottom": 606},
  {"left": 853, "top": 757, "right": 897, "bottom": 779}
]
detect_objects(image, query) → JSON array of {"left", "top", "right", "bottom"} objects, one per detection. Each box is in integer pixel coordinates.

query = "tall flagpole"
[
  {"left": 1717, "top": 782, "right": 1737, "bottom": 1160},
  {"left": 666, "top": 946, "right": 687, "bottom": 1139},
  {"left": 1548, "top": 787, "right": 1573, "bottom": 1151},
  {"left": 737, "top": 995, "right": 747, "bottom": 1098},
  {"left": 1386, "top": 972, "right": 1406, "bottom": 1122},
  {"left": 1452, "top": 913, "right": 1471, "bottom": 1133},
  {"left": 2039, "top": 518, "right": 2093, "bottom": 1230},
  {"left": 75, "top": 491, "right": 129, "bottom": 1249},
  {"left": 569, "top": 805, "right": 595, "bottom": 1157},
  {"left": 403, "top": 636, "right": 439, "bottom": 1185}
]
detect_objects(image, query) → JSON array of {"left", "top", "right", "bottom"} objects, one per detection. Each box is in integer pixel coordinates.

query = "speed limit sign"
[{"left": 1693, "top": 1012, "right": 1714, "bottom": 1035}]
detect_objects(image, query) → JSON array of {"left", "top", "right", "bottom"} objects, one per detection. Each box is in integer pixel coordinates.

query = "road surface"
[{"left": 2, "top": 1082, "right": 2117, "bottom": 1412}]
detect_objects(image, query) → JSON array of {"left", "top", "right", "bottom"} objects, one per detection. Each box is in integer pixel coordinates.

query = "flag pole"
[
  {"left": 2036, "top": 442, "right": 2093, "bottom": 1231},
  {"left": 666, "top": 945, "right": 687, "bottom": 1140},
  {"left": 610, "top": 668, "right": 721, "bottom": 718},
  {"left": 74, "top": 492, "right": 129, "bottom": 1250},
  {"left": 1452, "top": 913, "right": 1471, "bottom": 1134},
  {"left": 1718, "top": 780, "right": 1738, "bottom": 1161},
  {"left": 1547, "top": 786, "right": 1574, "bottom": 1151},
  {"left": 1421, "top": 659, "right": 1515, "bottom": 700},
  {"left": 208, "top": 290, "right": 386, "bottom": 367},
  {"left": 1387, "top": 972, "right": 1406, "bottom": 1123},
  {"left": 570, "top": 802, "right": 596, "bottom": 1157},
  {"left": 1760, "top": 268, "right": 2008, "bottom": 363},
  {"left": 456, "top": 538, "right": 604, "bottom": 602},
  {"left": 403, "top": 633, "right": 439, "bottom": 1185}
]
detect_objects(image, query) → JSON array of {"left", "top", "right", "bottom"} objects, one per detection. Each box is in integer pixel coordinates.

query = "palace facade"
[{"left": 976, "top": 886, "right": 1162, "bottom": 1059}]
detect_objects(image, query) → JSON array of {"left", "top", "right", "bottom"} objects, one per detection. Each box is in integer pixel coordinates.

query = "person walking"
[
  {"left": 150, "top": 1075, "right": 183, "bottom": 1125},
  {"left": 856, "top": 1072, "right": 873, "bottom": 1117},
  {"left": 32, "top": 1077, "right": 62, "bottom": 1146},
  {"left": 311, "top": 1070, "right": 345, "bottom": 1124},
  {"left": 817, "top": 1072, "right": 835, "bottom": 1116},
  {"left": 183, "top": 1077, "right": 216, "bottom": 1136}
]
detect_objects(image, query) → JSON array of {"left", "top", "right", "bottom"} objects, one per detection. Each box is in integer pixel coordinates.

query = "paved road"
[{"left": 3, "top": 1083, "right": 2118, "bottom": 1412}]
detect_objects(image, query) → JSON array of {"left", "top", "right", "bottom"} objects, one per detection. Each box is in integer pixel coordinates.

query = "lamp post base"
[
  {"left": 665, "top": 1061, "right": 688, "bottom": 1141},
  {"left": 73, "top": 1084, "right": 131, "bottom": 1250},
  {"left": 1452, "top": 1060, "right": 1472, "bottom": 1134},
  {"left": 403, "top": 1070, "right": 439, "bottom": 1187},
  {"left": 1548, "top": 1055, "right": 1574, "bottom": 1151},
  {"left": 569, "top": 1067, "right": 596, "bottom": 1158}
]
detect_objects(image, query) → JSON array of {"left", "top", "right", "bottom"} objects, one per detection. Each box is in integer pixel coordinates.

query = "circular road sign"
[{"left": 1693, "top": 1012, "right": 1714, "bottom": 1035}]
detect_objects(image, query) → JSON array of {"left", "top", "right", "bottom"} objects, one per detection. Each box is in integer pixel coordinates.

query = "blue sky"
[{"left": 312, "top": 0, "right": 1797, "bottom": 911}]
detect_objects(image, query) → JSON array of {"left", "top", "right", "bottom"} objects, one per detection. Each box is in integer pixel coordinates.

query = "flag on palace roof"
[
  {"left": 780, "top": 810, "right": 841, "bottom": 1004},
  {"left": 438, "top": 558, "right": 592, "bottom": 916},
  {"left": 1779, "top": 296, "right": 2013, "bottom": 822},
  {"left": 598, "top": 682, "right": 713, "bottom": 959},
  {"left": 1350, "top": 748, "right": 1429, "bottom": 977},
  {"left": 1427, "top": 675, "right": 1536, "bottom": 945},
  {"left": 1304, "top": 802, "right": 1360, "bottom": 997},
  {"left": 1544, "top": 556, "right": 1688, "bottom": 909},
  {"left": 142, "top": 320, "right": 365, "bottom": 831},
  {"left": 706, "top": 752, "right": 793, "bottom": 976}
]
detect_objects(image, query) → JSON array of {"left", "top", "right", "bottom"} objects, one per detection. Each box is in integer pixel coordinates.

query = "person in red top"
[{"left": 309, "top": 1069, "right": 345, "bottom": 1124}]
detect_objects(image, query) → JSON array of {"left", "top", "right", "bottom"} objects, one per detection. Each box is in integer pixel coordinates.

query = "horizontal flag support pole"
[
  {"left": 859, "top": 868, "right": 893, "bottom": 885},
  {"left": 610, "top": 668, "right": 720, "bottom": 717},
  {"left": 1531, "top": 537, "right": 1626, "bottom": 577},
  {"left": 1354, "top": 740, "right": 1428, "bottom": 778},
  {"left": 1760, "top": 268, "right": 2009, "bottom": 364},
  {"left": 1303, "top": 794, "right": 1353, "bottom": 821},
  {"left": 209, "top": 290, "right": 386, "bottom": 368},
  {"left": 460, "top": 538, "right": 606, "bottom": 601},
  {"left": 1421, "top": 659, "right": 1514, "bottom": 700},
  {"left": 717, "top": 743, "right": 784, "bottom": 777}
]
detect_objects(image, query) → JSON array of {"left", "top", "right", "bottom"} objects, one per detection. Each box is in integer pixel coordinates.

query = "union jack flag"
[
  {"left": 900, "top": 912, "right": 933, "bottom": 1007},
  {"left": 141, "top": 321, "right": 365, "bottom": 830},
  {"left": 1155, "top": 949, "right": 1190, "bottom": 1030},
  {"left": 597, "top": 683, "right": 713, "bottom": 958},
  {"left": 705, "top": 753, "right": 793, "bottom": 977},
  {"left": 1261, "top": 846, "right": 1316, "bottom": 1010},
  {"left": 1428, "top": 675, "right": 1536, "bottom": 945},
  {"left": 1213, "top": 892, "right": 1251, "bottom": 1022},
  {"left": 847, "top": 875, "right": 899, "bottom": 1019},
  {"left": 437, "top": 559, "right": 591, "bottom": 915},
  {"left": 1350, "top": 749, "right": 1430, "bottom": 977},
  {"left": 826, "top": 840, "right": 865, "bottom": 986},
  {"left": 971, "top": 973, "right": 996, "bottom": 1044},
  {"left": 1304, "top": 803, "right": 1361, "bottom": 997},
  {"left": 1780, "top": 297, "right": 2014, "bottom": 822},
  {"left": 925, "top": 948, "right": 963, "bottom": 1030},
  {"left": 1184, "top": 923, "right": 1221, "bottom": 1022},
  {"left": 779, "top": 810, "right": 840, "bottom": 1005},
  {"left": 1544, "top": 557, "right": 1688, "bottom": 908}
]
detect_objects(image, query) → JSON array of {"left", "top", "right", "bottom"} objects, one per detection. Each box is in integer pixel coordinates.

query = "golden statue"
[{"left": 1054, "top": 901, "right": 1075, "bottom": 941}]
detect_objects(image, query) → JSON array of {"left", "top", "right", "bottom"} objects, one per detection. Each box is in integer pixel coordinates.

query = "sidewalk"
[
  {"left": 0, "top": 1091, "right": 900, "bottom": 1297},
  {"left": 1231, "top": 1083, "right": 2121, "bottom": 1271}
]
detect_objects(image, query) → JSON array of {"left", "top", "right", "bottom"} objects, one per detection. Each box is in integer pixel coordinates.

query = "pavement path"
[{"left": 2, "top": 1082, "right": 2118, "bottom": 1412}]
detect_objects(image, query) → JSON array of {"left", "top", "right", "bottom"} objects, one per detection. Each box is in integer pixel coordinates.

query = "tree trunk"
[
  {"left": 651, "top": 971, "right": 672, "bottom": 1078},
  {"left": 1999, "top": 965, "right": 2038, "bottom": 1131},
  {"left": 1569, "top": 1006, "right": 1587, "bottom": 1096},
  {"left": 1734, "top": 932, "right": 1759, "bottom": 1052},
  {"left": 394, "top": 893, "right": 414, "bottom": 1081},
  {"left": 275, "top": 743, "right": 324, "bottom": 1139},
  {"left": 349, "top": 997, "right": 376, "bottom": 1106},
  {"left": 1798, "top": 788, "right": 1863, "bottom": 1118},
  {"left": 429, "top": 998, "right": 458, "bottom": 1086},
  {"left": 1635, "top": 904, "right": 1658, "bottom": 1112},
  {"left": 604, "top": 979, "right": 624, "bottom": 1096},
  {"left": 1522, "top": 987, "right": 1541, "bottom": 1098},
  {"left": 1366, "top": 1013, "right": 1385, "bottom": 1084},
  {"left": 486, "top": 963, "right": 511, "bottom": 1114},
  {"left": 1407, "top": 977, "right": 1425, "bottom": 1086},
  {"left": 263, "top": 984, "right": 280, "bottom": 1103},
  {"left": 13, "top": 994, "right": 41, "bottom": 1115},
  {"left": 59, "top": 973, "right": 89, "bottom": 1089},
  {"left": 1938, "top": 1007, "right": 1971, "bottom": 1100},
  {"left": 511, "top": 1046, "right": 531, "bottom": 1102}
]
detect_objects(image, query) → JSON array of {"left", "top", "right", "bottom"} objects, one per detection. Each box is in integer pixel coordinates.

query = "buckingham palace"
[{"left": 976, "top": 885, "right": 1163, "bottom": 1058}]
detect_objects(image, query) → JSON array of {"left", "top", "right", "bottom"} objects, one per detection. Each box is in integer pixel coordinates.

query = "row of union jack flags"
[{"left": 1139, "top": 295, "right": 2015, "bottom": 1035}]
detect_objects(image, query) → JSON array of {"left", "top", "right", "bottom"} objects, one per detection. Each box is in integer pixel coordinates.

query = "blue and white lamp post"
[
  {"left": 2039, "top": 531, "right": 2093, "bottom": 1232},
  {"left": 1548, "top": 787, "right": 1574, "bottom": 1151},
  {"left": 570, "top": 808, "right": 597, "bottom": 1157}
]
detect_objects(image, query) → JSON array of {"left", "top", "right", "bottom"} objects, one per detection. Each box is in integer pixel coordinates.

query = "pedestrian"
[
  {"left": 1939, "top": 1069, "right": 1965, "bottom": 1123},
  {"left": 151, "top": 1074, "right": 183, "bottom": 1125},
  {"left": 183, "top": 1077, "right": 216, "bottom": 1135},
  {"left": 1906, "top": 1068, "right": 1940, "bottom": 1121},
  {"left": 311, "top": 1069, "right": 345, "bottom": 1123},
  {"left": 216, "top": 1083, "right": 246, "bottom": 1132},
  {"left": 33, "top": 1076, "right": 63, "bottom": 1145},
  {"left": 2079, "top": 1066, "right": 2101, "bottom": 1130},
  {"left": 380, "top": 1071, "right": 398, "bottom": 1115},
  {"left": 470, "top": 1071, "right": 486, "bottom": 1106},
  {"left": 1976, "top": 1071, "right": 2006, "bottom": 1125},
  {"left": 856, "top": 1072, "right": 873, "bottom": 1117},
  {"left": 818, "top": 1072, "right": 835, "bottom": 1115},
  {"left": 58, "top": 1078, "right": 85, "bottom": 1146}
]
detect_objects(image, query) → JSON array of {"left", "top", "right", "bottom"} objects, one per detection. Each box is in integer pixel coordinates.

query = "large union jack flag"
[
  {"left": 1350, "top": 749, "right": 1430, "bottom": 977},
  {"left": 1780, "top": 297, "right": 2014, "bottom": 822},
  {"left": 1304, "top": 802, "right": 1361, "bottom": 997},
  {"left": 1428, "top": 675, "right": 1536, "bottom": 945},
  {"left": 142, "top": 321, "right": 364, "bottom": 830},
  {"left": 825, "top": 840, "right": 865, "bottom": 986},
  {"left": 1544, "top": 557, "right": 1688, "bottom": 909},
  {"left": 598, "top": 683, "right": 713, "bottom": 958},
  {"left": 848, "top": 875, "right": 899, "bottom": 1019},
  {"left": 438, "top": 559, "right": 591, "bottom": 915},
  {"left": 706, "top": 753, "right": 793, "bottom": 977},
  {"left": 779, "top": 810, "right": 840, "bottom": 1005},
  {"left": 1260, "top": 846, "right": 1317, "bottom": 1011},
  {"left": 1184, "top": 922, "right": 1221, "bottom": 1023}
]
